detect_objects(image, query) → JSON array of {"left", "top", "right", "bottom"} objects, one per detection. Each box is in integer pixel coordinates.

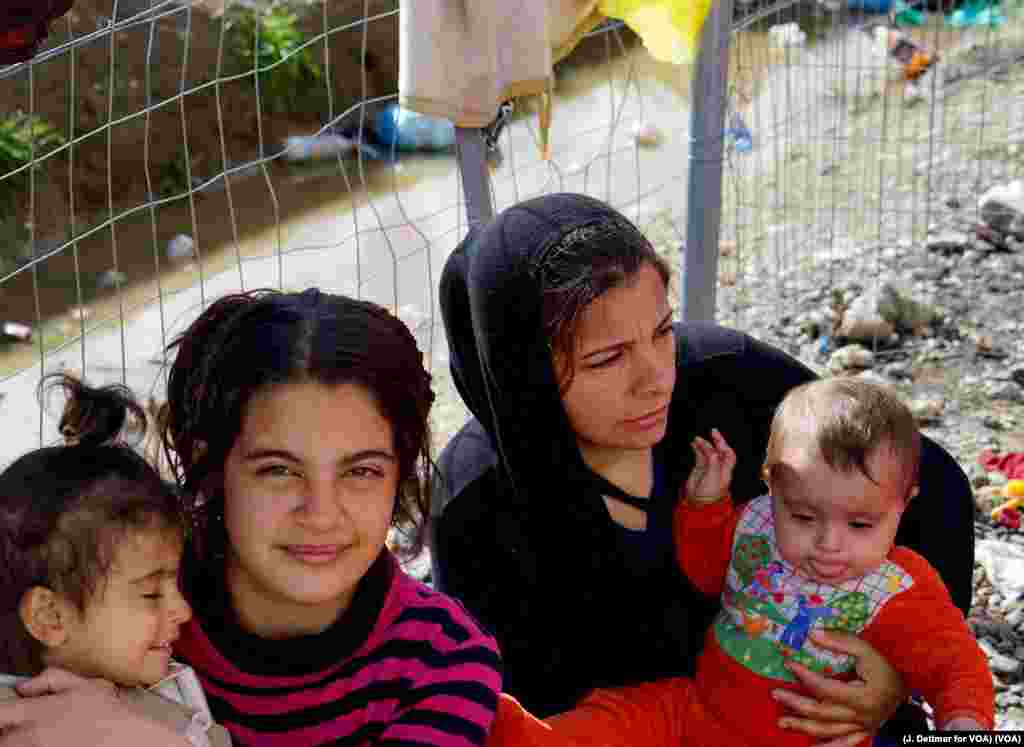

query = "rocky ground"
[
  {"left": 729, "top": 178, "right": 1024, "bottom": 730},
  {"left": 696, "top": 55, "right": 1024, "bottom": 727}
]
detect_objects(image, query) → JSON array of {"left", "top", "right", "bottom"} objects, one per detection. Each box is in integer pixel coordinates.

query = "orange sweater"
[
  {"left": 675, "top": 495, "right": 992, "bottom": 743},
  {"left": 487, "top": 496, "right": 992, "bottom": 747}
]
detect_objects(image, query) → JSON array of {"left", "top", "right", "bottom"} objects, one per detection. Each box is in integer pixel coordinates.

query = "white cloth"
[
  {"left": 399, "top": 0, "right": 603, "bottom": 127},
  {"left": 0, "top": 662, "right": 230, "bottom": 747}
]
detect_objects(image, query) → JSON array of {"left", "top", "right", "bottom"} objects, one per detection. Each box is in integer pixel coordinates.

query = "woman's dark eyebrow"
[
  {"left": 243, "top": 448, "right": 396, "bottom": 465},
  {"left": 581, "top": 310, "right": 674, "bottom": 360}
]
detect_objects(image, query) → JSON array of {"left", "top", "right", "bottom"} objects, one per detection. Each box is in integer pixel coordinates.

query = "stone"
[
  {"left": 980, "top": 180, "right": 1024, "bottom": 236},
  {"left": 991, "top": 384, "right": 1024, "bottom": 403},
  {"left": 990, "top": 652, "right": 1022, "bottom": 677},
  {"left": 828, "top": 344, "right": 875, "bottom": 373},
  {"left": 837, "top": 292, "right": 894, "bottom": 342},
  {"left": 909, "top": 396, "right": 945, "bottom": 425},
  {"left": 166, "top": 234, "right": 196, "bottom": 261},
  {"left": 977, "top": 485, "right": 1004, "bottom": 512},
  {"left": 1007, "top": 607, "right": 1024, "bottom": 629},
  {"left": 97, "top": 269, "right": 128, "bottom": 289},
  {"left": 926, "top": 231, "right": 969, "bottom": 254},
  {"left": 882, "top": 286, "right": 940, "bottom": 332}
]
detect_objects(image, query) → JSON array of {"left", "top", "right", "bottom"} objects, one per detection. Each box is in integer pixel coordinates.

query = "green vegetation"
[
  {"left": 228, "top": 2, "right": 323, "bottom": 113},
  {"left": 0, "top": 112, "right": 65, "bottom": 272}
]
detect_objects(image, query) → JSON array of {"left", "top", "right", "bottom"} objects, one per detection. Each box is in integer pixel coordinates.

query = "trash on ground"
[
  {"left": 991, "top": 481, "right": 1024, "bottom": 528},
  {"left": 725, "top": 112, "right": 753, "bottom": 154},
  {"left": 373, "top": 104, "right": 455, "bottom": 152},
  {"left": 976, "top": 539, "right": 1024, "bottom": 605},
  {"left": 768, "top": 22, "right": 807, "bottom": 48},
  {"left": 1, "top": 321, "right": 33, "bottom": 342},
  {"left": 947, "top": 0, "right": 1006, "bottom": 27},
  {"left": 631, "top": 120, "right": 662, "bottom": 148},
  {"left": 980, "top": 450, "right": 1024, "bottom": 481},
  {"left": 282, "top": 131, "right": 388, "bottom": 163},
  {"left": 893, "top": 0, "right": 925, "bottom": 25},
  {"left": 166, "top": 234, "right": 196, "bottom": 262}
]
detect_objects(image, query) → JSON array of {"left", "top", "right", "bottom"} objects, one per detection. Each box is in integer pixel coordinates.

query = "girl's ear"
[{"left": 18, "top": 586, "right": 74, "bottom": 648}]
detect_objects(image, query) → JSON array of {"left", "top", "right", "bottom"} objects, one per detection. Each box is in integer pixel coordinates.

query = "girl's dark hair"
[
  {"left": 0, "top": 374, "right": 184, "bottom": 676},
  {"left": 162, "top": 288, "right": 435, "bottom": 568},
  {"left": 532, "top": 213, "right": 671, "bottom": 390}
]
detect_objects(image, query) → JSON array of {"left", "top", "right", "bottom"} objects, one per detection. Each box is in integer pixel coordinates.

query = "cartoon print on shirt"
[
  {"left": 747, "top": 560, "right": 786, "bottom": 603},
  {"left": 711, "top": 496, "right": 912, "bottom": 683},
  {"left": 778, "top": 594, "right": 836, "bottom": 651}
]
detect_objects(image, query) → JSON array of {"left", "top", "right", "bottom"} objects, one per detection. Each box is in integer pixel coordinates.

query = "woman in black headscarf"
[{"left": 432, "top": 193, "right": 975, "bottom": 741}]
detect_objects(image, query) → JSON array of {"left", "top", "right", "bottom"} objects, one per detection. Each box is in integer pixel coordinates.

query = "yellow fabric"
[{"left": 599, "top": 0, "right": 712, "bottom": 64}]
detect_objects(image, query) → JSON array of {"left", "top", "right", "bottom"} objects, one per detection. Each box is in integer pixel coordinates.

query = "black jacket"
[{"left": 432, "top": 194, "right": 975, "bottom": 718}]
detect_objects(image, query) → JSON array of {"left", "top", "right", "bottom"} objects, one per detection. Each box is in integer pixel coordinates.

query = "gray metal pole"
[
  {"left": 682, "top": 0, "right": 734, "bottom": 322},
  {"left": 455, "top": 127, "right": 495, "bottom": 228}
]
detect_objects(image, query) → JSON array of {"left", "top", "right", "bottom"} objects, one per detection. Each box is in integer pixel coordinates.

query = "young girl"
[
  {"left": 0, "top": 289, "right": 502, "bottom": 747},
  {"left": 0, "top": 374, "right": 230, "bottom": 747}
]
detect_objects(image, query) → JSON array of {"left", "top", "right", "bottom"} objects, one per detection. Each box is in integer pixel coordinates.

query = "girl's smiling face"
[
  {"left": 222, "top": 380, "right": 399, "bottom": 638},
  {"left": 43, "top": 527, "right": 191, "bottom": 687}
]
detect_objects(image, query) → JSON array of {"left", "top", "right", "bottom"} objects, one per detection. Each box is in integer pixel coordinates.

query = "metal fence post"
[
  {"left": 455, "top": 127, "right": 495, "bottom": 228},
  {"left": 682, "top": 0, "right": 734, "bottom": 322}
]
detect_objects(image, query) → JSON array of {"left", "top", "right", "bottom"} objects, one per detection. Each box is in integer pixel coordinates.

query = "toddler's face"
[
  {"left": 48, "top": 527, "right": 191, "bottom": 687},
  {"left": 769, "top": 443, "right": 912, "bottom": 585}
]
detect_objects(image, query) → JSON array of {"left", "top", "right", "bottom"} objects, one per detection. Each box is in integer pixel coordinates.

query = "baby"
[
  {"left": 677, "top": 377, "right": 992, "bottom": 740},
  {"left": 485, "top": 377, "right": 993, "bottom": 747},
  {"left": 0, "top": 374, "right": 230, "bottom": 747}
]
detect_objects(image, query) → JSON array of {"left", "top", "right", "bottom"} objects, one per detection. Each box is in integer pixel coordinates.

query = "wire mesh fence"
[
  {"left": 1, "top": 0, "right": 1021, "bottom": 466},
  {"left": 715, "top": 0, "right": 1024, "bottom": 336},
  {"left": 0, "top": 1, "right": 695, "bottom": 465}
]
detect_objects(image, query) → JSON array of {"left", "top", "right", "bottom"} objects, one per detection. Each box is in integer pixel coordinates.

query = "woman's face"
[
  {"left": 222, "top": 380, "right": 399, "bottom": 637},
  {"left": 556, "top": 262, "right": 676, "bottom": 455}
]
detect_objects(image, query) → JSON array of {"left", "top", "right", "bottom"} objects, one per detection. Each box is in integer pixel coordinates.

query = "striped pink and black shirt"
[{"left": 175, "top": 551, "right": 502, "bottom": 747}]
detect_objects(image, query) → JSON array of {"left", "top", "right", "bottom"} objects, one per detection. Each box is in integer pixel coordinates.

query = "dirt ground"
[
  {"left": 0, "top": 0, "right": 401, "bottom": 319},
  {"left": 0, "top": 1, "right": 645, "bottom": 345}
]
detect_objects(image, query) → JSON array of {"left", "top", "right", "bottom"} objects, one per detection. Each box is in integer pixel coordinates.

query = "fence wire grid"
[{"left": 0, "top": 0, "right": 1021, "bottom": 466}]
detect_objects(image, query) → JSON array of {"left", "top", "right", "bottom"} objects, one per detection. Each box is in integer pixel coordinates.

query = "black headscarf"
[
  {"left": 439, "top": 194, "right": 713, "bottom": 708},
  {"left": 441, "top": 192, "right": 663, "bottom": 510}
]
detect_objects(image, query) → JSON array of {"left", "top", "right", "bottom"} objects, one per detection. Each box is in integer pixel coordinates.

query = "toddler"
[{"left": 0, "top": 374, "right": 230, "bottom": 747}]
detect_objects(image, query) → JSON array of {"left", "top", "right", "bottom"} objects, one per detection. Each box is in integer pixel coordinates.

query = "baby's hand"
[
  {"left": 941, "top": 717, "right": 984, "bottom": 731},
  {"left": 685, "top": 428, "right": 736, "bottom": 504}
]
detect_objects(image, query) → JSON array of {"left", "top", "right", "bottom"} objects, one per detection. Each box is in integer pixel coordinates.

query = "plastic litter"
[
  {"left": 282, "top": 133, "right": 387, "bottom": 163},
  {"left": 725, "top": 112, "right": 753, "bottom": 154},
  {"left": 947, "top": 0, "right": 1006, "bottom": 27},
  {"left": 976, "top": 539, "right": 1024, "bottom": 605},
  {"left": 166, "top": 234, "right": 195, "bottom": 262},
  {"left": 1, "top": 321, "right": 32, "bottom": 342},
  {"left": 893, "top": 0, "right": 925, "bottom": 25},
  {"left": 373, "top": 104, "right": 455, "bottom": 153},
  {"left": 631, "top": 120, "right": 662, "bottom": 148},
  {"left": 768, "top": 22, "right": 807, "bottom": 48},
  {"left": 846, "top": 0, "right": 894, "bottom": 14}
]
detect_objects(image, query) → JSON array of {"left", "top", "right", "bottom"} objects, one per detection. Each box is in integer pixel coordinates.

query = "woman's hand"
[
  {"left": 771, "top": 631, "right": 905, "bottom": 747},
  {"left": 0, "top": 668, "right": 183, "bottom": 746},
  {"left": 685, "top": 429, "right": 736, "bottom": 504}
]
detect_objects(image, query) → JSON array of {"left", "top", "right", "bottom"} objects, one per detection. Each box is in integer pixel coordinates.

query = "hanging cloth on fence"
[
  {"left": 0, "top": 0, "right": 74, "bottom": 65},
  {"left": 599, "top": 0, "right": 713, "bottom": 65},
  {"left": 398, "top": 0, "right": 604, "bottom": 159}
]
